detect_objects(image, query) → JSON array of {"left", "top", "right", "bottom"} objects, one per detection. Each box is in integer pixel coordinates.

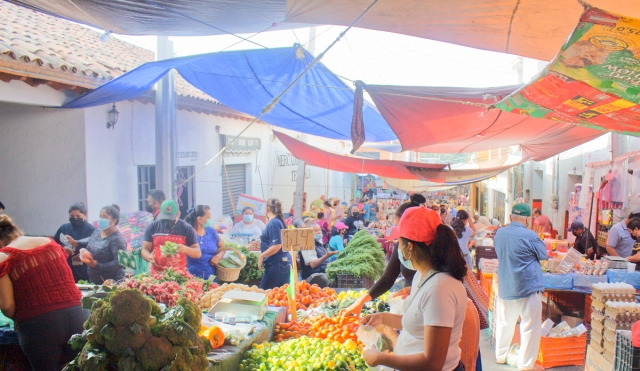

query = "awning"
[
  {"left": 274, "top": 131, "right": 447, "bottom": 180},
  {"left": 496, "top": 7, "right": 640, "bottom": 138},
  {"left": 285, "top": 0, "right": 640, "bottom": 61},
  {"left": 276, "top": 131, "right": 523, "bottom": 185},
  {"left": 365, "top": 84, "right": 604, "bottom": 161},
  {"left": 63, "top": 47, "right": 397, "bottom": 142},
  {"left": 5, "top": 0, "right": 302, "bottom": 36},
  {"left": 381, "top": 178, "right": 455, "bottom": 193}
]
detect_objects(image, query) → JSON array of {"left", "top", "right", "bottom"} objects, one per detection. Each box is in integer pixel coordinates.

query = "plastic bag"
[
  {"left": 356, "top": 325, "right": 394, "bottom": 352},
  {"left": 224, "top": 329, "right": 244, "bottom": 346},
  {"left": 506, "top": 344, "right": 520, "bottom": 366}
]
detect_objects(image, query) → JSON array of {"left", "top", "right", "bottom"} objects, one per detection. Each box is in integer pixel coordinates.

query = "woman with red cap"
[{"left": 361, "top": 206, "right": 468, "bottom": 371}]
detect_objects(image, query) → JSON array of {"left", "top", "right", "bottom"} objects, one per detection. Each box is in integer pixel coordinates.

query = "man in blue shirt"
[
  {"left": 494, "top": 203, "right": 548, "bottom": 371},
  {"left": 363, "top": 198, "right": 371, "bottom": 225}
]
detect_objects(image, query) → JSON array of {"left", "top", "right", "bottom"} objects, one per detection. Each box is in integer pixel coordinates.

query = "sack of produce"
[
  {"left": 356, "top": 325, "right": 394, "bottom": 352},
  {"left": 160, "top": 241, "right": 179, "bottom": 257}
]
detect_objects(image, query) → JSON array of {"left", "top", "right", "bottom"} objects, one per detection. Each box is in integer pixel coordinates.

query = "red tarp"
[
  {"left": 275, "top": 131, "right": 447, "bottom": 180},
  {"left": 275, "top": 131, "right": 524, "bottom": 184},
  {"left": 365, "top": 85, "right": 604, "bottom": 161}
]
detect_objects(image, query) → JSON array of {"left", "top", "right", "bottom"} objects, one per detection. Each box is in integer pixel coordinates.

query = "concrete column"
[{"left": 155, "top": 36, "right": 177, "bottom": 199}]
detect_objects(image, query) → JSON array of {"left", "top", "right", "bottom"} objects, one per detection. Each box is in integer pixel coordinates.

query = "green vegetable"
[
  {"left": 325, "top": 230, "right": 385, "bottom": 281},
  {"left": 63, "top": 289, "right": 209, "bottom": 371},
  {"left": 217, "top": 251, "right": 245, "bottom": 268},
  {"left": 237, "top": 247, "right": 263, "bottom": 284},
  {"left": 160, "top": 241, "right": 179, "bottom": 257}
]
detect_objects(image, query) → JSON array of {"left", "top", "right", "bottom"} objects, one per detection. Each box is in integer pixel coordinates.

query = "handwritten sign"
[
  {"left": 118, "top": 250, "right": 138, "bottom": 270},
  {"left": 281, "top": 228, "right": 315, "bottom": 251}
]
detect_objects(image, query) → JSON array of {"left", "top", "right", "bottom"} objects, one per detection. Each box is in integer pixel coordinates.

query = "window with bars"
[{"left": 137, "top": 166, "right": 156, "bottom": 211}]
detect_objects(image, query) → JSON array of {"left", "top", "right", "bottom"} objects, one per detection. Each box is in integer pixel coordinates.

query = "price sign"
[
  {"left": 281, "top": 228, "right": 314, "bottom": 251},
  {"left": 118, "top": 250, "right": 138, "bottom": 270}
]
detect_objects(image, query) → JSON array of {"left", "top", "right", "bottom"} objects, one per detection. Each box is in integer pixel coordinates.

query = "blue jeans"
[{"left": 259, "top": 257, "right": 291, "bottom": 290}]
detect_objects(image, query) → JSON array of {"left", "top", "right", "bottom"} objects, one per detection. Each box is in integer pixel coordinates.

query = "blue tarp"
[{"left": 63, "top": 47, "right": 397, "bottom": 142}]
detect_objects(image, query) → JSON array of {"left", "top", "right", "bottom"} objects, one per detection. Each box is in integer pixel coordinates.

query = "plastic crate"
[
  {"left": 480, "top": 273, "right": 493, "bottom": 298},
  {"left": 536, "top": 333, "right": 587, "bottom": 368},
  {"left": 616, "top": 330, "right": 640, "bottom": 371},
  {"left": 335, "top": 274, "right": 375, "bottom": 289},
  {"left": 545, "top": 290, "right": 586, "bottom": 315}
]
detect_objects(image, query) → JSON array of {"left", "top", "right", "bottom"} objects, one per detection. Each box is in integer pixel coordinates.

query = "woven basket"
[{"left": 215, "top": 246, "right": 247, "bottom": 282}]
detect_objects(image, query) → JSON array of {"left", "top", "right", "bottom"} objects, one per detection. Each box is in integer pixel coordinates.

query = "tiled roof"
[{"left": 0, "top": 0, "right": 220, "bottom": 106}]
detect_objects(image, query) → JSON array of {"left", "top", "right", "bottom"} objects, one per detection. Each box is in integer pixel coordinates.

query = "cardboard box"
[
  {"left": 208, "top": 290, "right": 267, "bottom": 319},
  {"left": 585, "top": 345, "right": 614, "bottom": 371},
  {"left": 561, "top": 315, "right": 584, "bottom": 328}
]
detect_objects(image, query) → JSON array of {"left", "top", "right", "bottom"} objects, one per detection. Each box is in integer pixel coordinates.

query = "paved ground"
[{"left": 479, "top": 331, "right": 583, "bottom": 371}]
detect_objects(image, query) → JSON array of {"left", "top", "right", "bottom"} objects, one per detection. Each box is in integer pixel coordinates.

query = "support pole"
[{"left": 155, "top": 36, "right": 177, "bottom": 199}]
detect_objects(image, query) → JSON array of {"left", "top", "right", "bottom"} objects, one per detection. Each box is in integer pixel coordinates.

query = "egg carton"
[
  {"left": 590, "top": 330, "right": 605, "bottom": 347},
  {"left": 604, "top": 328, "right": 617, "bottom": 343},
  {"left": 590, "top": 342, "right": 605, "bottom": 354},
  {"left": 592, "top": 298, "right": 606, "bottom": 312},
  {"left": 591, "top": 308, "right": 606, "bottom": 323},
  {"left": 605, "top": 338, "right": 616, "bottom": 353},
  {"left": 591, "top": 319, "right": 605, "bottom": 334},
  {"left": 604, "top": 350, "right": 615, "bottom": 364}
]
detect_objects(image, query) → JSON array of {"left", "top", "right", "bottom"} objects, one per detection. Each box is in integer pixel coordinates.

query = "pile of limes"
[{"left": 240, "top": 337, "right": 368, "bottom": 371}]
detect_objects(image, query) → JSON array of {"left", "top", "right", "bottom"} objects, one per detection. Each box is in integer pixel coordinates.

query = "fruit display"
[
  {"left": 267, "top": 281, "right": 337, "bottom": 310},
  {"left": 325, "top": 230, "right": 385, "bottom": 281},
  {"left": 65, "top": 289, "right": 210, "bottom": 371},
  {"left": 160, "top": 241, "right": 178, "bottom": 257},
  {"left": 274, "top": 315, "right": 363, "bottom": 347},
  {"left": 246, "top": 240, "right": 261, "bottom": 251},
  {"left": 119, "top": 269, "right": 217, "bottom": 307},
  {"left": 198, "top": 282, "right": 266, "bottom": 310},
  {"left": 237, "top": 246, "right": 263, "bottom": 284},
  {"left": 241, "top": 337, "right": 368, "bottom": 371}
]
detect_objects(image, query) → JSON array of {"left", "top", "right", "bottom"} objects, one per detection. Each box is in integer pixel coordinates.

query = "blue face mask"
[
  {"left": 98, "top": 218, "right": 111, "bottom": 231},
  {"left": 314, "top": 234, "right": 323, "bottom": 241},
  {"left": 203, "top": 218, "right": 213, "bottom": 228},
  {"left": 243, "top": 214, "right": 254, "bottom": 223},
  {"left": 398, "top": 244, "right": 414, "bottom": 270}
]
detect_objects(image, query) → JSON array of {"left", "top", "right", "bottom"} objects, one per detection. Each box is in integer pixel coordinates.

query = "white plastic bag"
[
  {"left": 388, "top": 295, "right": 405, "bottom": 315},
  {"left": 356, "top": 325, "right": 394, "bottom": 352}
]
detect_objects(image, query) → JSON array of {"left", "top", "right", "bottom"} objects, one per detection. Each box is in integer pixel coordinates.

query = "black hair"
[
  {"left": 185, "top": 205, "right": 210, "bottom": 229},
  {"left": 101, "top": 204, "right": 121, "bottom": 225},
  {"left": 451, "top": 210, "right": 470, "bottom": 239},
  {"left": 331, "top": 226, "right": 342, "bottom": 237},
  {"left": 409, "top": 193, "right": 427, "bottom": 205},
  {"left": 241, "top": 206, "right": 254, "bottom": 214},
  {"left": 629, "top": 212, "right": 640, "bottom": 220},
  {"left": 324, "top": 200, "right": 332, "bottom": 208},
  {"left": 147, "top": 189, "right": 166, "bottom": 205},
  {"left": 628, "top": 217, "right": 640, "bottom": 230},
  {"left": 533, "top": 208, "right": 541, "bottom": 215},
  {"left": 395, "top": 196, "right": 425, "bottom": 219},
  {"left": 400, "top": 224, "right": 467, "bottom": 281},
  {"left": 267, "top": 198, "right": 287, "bottom": 226},
  {"left": 317, "top": 211, "right": 325, "bottom": 219},
  {"left": 69, "top": 202, "right": 88, "bottom": 216}
]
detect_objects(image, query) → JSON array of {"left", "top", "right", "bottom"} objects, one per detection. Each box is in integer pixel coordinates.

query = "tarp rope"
[{"left": 178, "top": 0, "right": 380, "bottom": 187}]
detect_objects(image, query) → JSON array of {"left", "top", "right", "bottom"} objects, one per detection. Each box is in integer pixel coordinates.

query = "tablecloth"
[{"left": 207, "top": 310, "right": 278, "bottom": 371}]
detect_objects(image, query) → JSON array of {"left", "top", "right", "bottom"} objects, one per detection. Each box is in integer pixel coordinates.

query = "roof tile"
[{"left": 0, "top": 1, "right": 213, "bottom": 102}]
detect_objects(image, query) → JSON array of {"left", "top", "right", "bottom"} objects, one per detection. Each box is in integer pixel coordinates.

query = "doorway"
[{"left": 177, "top": 166, "right": 196, "bottom": 219}]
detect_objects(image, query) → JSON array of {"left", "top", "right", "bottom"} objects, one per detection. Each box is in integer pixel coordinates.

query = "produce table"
[{"left": 207, "top": 309, "right": 280, "bottom": 371}]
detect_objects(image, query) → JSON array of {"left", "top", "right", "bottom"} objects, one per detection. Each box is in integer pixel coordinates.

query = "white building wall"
[{"left": 0, "top": 102, "right": 87, "bottom": 235}]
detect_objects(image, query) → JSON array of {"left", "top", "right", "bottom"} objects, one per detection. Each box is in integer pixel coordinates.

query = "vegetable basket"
[{"left": 215, "top": 246, "right": 247, "bottom": 282}]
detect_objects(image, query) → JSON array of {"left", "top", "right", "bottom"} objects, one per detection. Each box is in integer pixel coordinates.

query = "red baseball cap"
[{"left": 397, "top": 206, "right": 441, "bottom": 245}]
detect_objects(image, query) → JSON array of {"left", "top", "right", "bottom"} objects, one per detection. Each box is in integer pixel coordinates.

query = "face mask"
[
  {"left": 243, "top": 214, "right": 254, "bottom": 223},
  {"left": 353, "top": 212, "right": 360, "bottom": 217},
  {"left": 162, "top": 219, "right": 177, "bottom": 230},
  {"left": 69, "top": 217, "right": 84, "bottom": 227},
  {"left": 98, "top": 218, "right": 111, "bottom": 231},
  {"left": 398, "top": 244, "right": 414, "bottom": 270},
  {"left": 203, "top": 218, "right": 213, "bottom": 228},
  {"left": 314, "top": 234, "right": 323, "bottom": 241}
]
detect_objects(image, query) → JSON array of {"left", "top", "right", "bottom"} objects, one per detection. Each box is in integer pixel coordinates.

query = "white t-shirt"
[
  {"left": 230, "top": 219, "right": 266, "bottom": 240},
  {"left": 456, "top": 226, "right": 473, "bottom": 255},
  {"left": 395, "top": 271, "right": 467, "bottom": 371}
]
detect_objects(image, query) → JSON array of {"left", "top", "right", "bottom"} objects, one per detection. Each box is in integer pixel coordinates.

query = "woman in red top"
[{"left": 0, "top": 215, "right": 87, "bottom": 371}]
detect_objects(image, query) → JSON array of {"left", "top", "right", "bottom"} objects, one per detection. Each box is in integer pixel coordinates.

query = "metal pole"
[{"left": 155, "top": 36, "right": 177, "bottom": 199}]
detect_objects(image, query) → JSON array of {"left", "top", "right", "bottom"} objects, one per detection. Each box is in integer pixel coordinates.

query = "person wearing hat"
[
  {"left": 494, "top": 203, "right": 548, "bottom": 371},
  {"left": 568, "top": 221, "right": 596, "bottom": 258},
  {"left": 360, "top": 206, "right": 468, "bottom": 371},
  {"left": 141, "top": 200, "right": 201, "bottom": 273},
  {"left": 328, "top": 222, "right": 348, "bottom": 262}
]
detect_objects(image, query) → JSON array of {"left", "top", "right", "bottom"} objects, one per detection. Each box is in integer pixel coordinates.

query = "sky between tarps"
[{"left": 62, "top": 46, "right": 397, "bottom": 142}]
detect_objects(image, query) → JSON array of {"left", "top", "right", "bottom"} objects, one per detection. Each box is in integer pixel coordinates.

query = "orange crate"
[
  {"left": 536, "top": 333, "right": 587, "bottom": 368},
  {"left": 480, "top": 273, "right": 493, "bottom": 298}
]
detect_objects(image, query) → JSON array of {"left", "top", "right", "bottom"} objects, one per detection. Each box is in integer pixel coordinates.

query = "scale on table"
[{"left": 603, "top": 256, "right": 628, "bottom": 269}]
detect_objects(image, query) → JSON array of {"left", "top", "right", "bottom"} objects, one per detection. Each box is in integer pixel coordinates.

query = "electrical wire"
[{"left": 177, "top": 0, "right": 381, "bottom": 187}]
